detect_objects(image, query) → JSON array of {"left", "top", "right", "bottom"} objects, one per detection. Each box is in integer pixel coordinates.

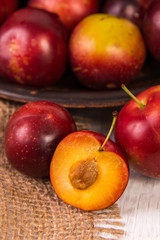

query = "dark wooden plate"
[{"left": 0, "top": 59, "right": 160, "bottom": 108}]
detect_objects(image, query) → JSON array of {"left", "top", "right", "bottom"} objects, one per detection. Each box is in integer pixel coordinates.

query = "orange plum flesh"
[{"left": 50, "top": 131, "right": 129, "bottom": 211}]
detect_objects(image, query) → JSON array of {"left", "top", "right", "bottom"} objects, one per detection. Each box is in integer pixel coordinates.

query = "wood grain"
[{"left": 117, "top": 169, "right": 160, "bottom": 240}]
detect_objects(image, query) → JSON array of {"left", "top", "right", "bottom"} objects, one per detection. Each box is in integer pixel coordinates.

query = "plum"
[
  {"left": 69, "top": 14, "right": 146, "bottom": 89},
  {"left": 28, "top": 0, "right": 99, "bottom": 32},
  {"left": 115, "top": 84, "right": 160, "bottom": 178},
  {"left": 0, "top": 7, "right": 67, "bottom": 87},
  {"left": 102, "top": 0, "right": 145, "bottom": 28},
  {"left": 142, "top": 0, "right": 160, "bottom": 61},
  {"left": 50, "top": 113, "right": 129, "bottom": 211},
  {"left": 5, "top": 101, "right": 77, "bottom": 177}
]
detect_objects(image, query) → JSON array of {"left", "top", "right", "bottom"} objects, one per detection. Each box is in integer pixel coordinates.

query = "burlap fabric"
[{"left": 0, "top": 99, "right": 125, "bottom": 240}]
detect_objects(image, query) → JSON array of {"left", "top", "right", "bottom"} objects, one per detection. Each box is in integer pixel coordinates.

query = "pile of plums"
[
  {"left": 3, "top": 0, "right": 160, "bottom": 211},
  {"left": 0, "top": 0, "right": 159, "bottom": 89},
  {"left": 5, "top": 83, "right": 160, "bottom": 211}
]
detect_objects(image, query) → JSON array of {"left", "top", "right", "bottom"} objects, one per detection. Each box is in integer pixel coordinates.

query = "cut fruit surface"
[{"left": 50, "top": 131, "right": 129, "bottom": 211}]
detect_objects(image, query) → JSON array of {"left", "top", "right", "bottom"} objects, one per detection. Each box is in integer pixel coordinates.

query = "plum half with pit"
[
  {"left": 50, "top": 113, "right": 129, "bottom": 211},
  {"left": 5, "top": 101, "right": 77, "bottom": 177}
]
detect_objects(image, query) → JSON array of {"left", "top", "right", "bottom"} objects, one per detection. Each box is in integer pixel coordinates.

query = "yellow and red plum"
[{"left": 69, "top": 14, "right": 146, "bottom": 89}]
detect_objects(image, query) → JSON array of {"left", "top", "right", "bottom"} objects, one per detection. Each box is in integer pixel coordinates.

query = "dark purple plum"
[
  {"left": 142, "top": 0, "right": 160, "bottom": 61},
  {"left": 5, "top": 101, "right": 77, "bottom": 177},
  {"left": 102, "top": 0, "right": 150, "bottom": 28}
]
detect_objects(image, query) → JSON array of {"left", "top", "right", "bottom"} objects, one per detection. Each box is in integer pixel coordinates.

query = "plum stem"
[
  {"left": 121, "top": 84, "right": 145, "bottom": 109},
  {"left": 99, "top": 111, "right": 118, "bottom": 151}
]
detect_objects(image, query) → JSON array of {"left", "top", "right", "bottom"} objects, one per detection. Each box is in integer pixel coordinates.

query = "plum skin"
[
  {"left": 0, "top": 0, "right": 18, "bottom": 24},
  {"left": 114, "top": 85, "right": 160, "bottom": 178},
  {"left": 28, "top": 0, "right": 99, "bottom": 32},
  {"left": 69, "top": 14, "right": 146, "bottom": 90},
  {"left": 102, "top": 0, "right": 145, "bottom": 28},
  {"left": 142, "top": 0, "right": 160, "bottom": 61},
  {"left": 0, "top": 7, "right": 67, "bottom": 87},
  {"left": 5, "top": 101, "right": 77, "bottom": 177}
]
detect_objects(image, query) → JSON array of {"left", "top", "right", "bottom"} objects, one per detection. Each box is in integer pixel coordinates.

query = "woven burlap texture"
[{"left": 0, "top": 99, "right": 124, "bottom": 240}]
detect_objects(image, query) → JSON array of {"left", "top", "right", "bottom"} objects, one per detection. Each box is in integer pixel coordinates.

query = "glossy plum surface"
[
  {"left": 102, "top": 0, "right": 145, "bottom": 28},
  {"left": 5, "top": 101, "right": 77, "bottom": 177},
  {"left": 114, "top": 85, "right": 160, "bottom": 178},
  {"left": 142, "top": 0, "right": 160, "bottom": 60},
  {"left": 69, "top": 14, "right": 146, "bottom": 89},
  {"left": 0, "top": 7, "right": 67, "bottom": 87},
  {"left": 28, "top": 0, "right": 99, "bottom": 32}
]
